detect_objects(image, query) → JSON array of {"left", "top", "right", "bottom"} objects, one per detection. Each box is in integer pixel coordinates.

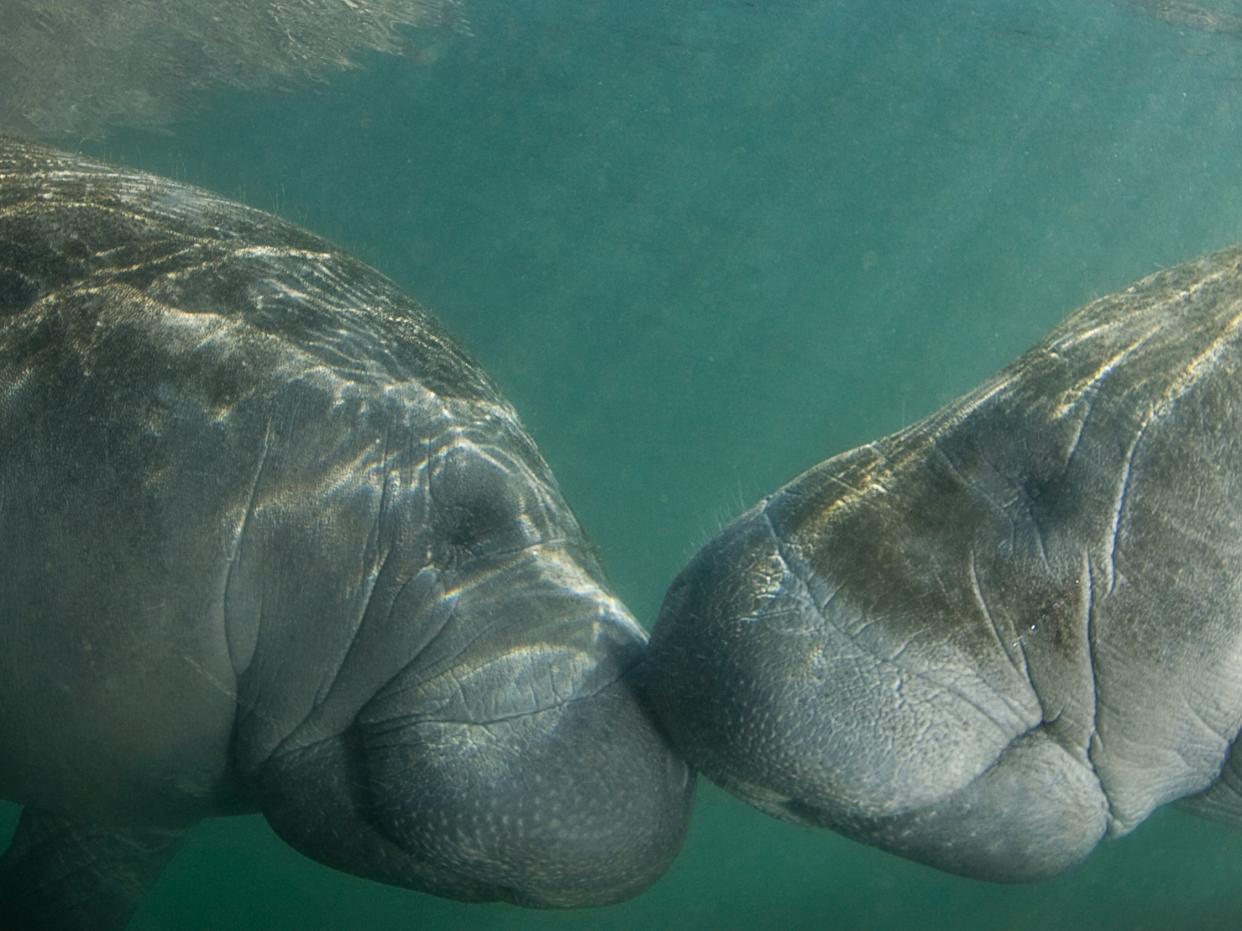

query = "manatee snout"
[
  {"left": 360, "top": 669, "right": 693, "bottom": 908},
  {"left": 260, "top": 573, "right": 694, "bottom": 910},
  {"left": 643, "top": 489, "right": 1108, "bottom": 882}
]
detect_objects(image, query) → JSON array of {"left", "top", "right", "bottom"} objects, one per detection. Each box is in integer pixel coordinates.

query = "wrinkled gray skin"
[
  {"left": 0, "top": 137, "right": 692, "bottom": 930},
  {"left": 645, "top": 245, "right": 1242, "bottom": 882}
]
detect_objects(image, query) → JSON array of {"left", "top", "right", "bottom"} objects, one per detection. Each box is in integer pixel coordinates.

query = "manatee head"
[
  {"left": 229, "top": 413, "right": 693, "bottom": 906},
  {"left": 183, "top": 324, "right": 697, "bottom": 908},
  {"left": 225, "top": 401, "right": 695, "bottom": 907},
  {"left": 643, "top": 435, "right": 1111, "bottom": 883}
]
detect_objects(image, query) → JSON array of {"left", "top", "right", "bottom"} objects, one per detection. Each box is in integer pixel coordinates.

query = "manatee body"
[
  {"left": 644, "top": 246, "right": 1242, "bottom": 881},
  {"left": 0, "top": 1, "right": 463, "bottom": 138},
  {"left": 0, "top": 137, "right": 691, "bottom": 930}
]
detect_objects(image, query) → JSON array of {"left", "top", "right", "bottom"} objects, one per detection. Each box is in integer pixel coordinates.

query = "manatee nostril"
[{"left": 0, "top": 267, "right": 39, "bottom": 316}]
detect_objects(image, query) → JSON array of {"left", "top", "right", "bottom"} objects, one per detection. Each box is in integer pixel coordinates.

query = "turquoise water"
[{"left": 6, "top": 0, "right": 1242, "bottom": 926}]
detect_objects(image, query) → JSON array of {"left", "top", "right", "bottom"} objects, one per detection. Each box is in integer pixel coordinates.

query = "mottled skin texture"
[
  {"left": 645, "top": 245, "right": 1242, "bottom": 881},
  {"left": 0, "top": 137, "right": 692, "bottom": 930}
]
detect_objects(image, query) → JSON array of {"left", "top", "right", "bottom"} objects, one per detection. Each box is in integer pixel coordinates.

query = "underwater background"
[{"left": 5, "top": 0, "right": 1242, "bottom": 926}]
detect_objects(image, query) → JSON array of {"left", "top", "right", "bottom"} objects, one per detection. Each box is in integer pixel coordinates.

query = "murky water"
[{"left": 4, "top": 0, "right": 1242, "bottom": 926}]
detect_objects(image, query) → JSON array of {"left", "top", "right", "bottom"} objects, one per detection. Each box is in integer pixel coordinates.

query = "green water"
[{"left": 6, "top": 0, "right": 1242, "bottom": 926}]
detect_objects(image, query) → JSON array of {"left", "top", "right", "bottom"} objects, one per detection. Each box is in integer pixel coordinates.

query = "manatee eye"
[
  {"left": 443, "top": 484, "right": 520, "bottom": 551},
  {"left": 430, "top": 445, "right": 541, "bottom": 566}
]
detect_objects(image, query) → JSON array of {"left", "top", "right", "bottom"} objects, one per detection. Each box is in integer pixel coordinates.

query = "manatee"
[
  {"left": 1120, "top": 0, "right": 1242, "bottom": 38},
  {"left": 0, "top": 136, "right": 692, "bottom": 930},
  {"left": 643, "top": 244, "right": 1242, "bottom": 881},
  {"left": 0, "top": 1, "right": 465, "bottom": 138}
]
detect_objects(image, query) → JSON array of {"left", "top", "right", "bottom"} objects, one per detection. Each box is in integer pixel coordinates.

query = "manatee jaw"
[{"left": 643, "top": 498, "right": 1109, "bottom": 883}]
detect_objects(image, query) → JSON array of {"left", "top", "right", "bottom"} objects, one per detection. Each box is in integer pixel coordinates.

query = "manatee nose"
[
  {"left": 362, "top": 663, "right": 694, "bottom": 907},
  {"left": 644, "top": 502, "right": 1108, "bottom": 882},
  {"left": 643, "top": 504, "right": 838, "bottom": 813}
]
